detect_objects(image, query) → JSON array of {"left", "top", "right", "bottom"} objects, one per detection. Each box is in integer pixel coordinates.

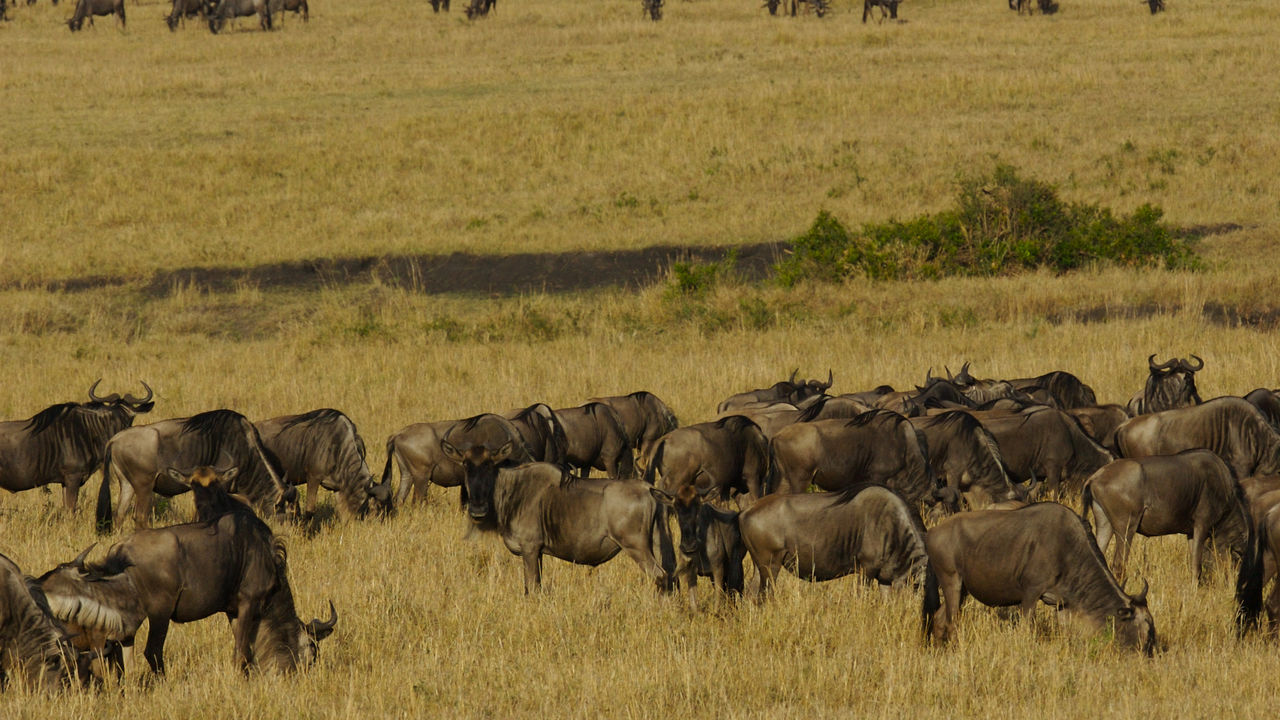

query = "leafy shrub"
[{"left": 775, "top": 165, "right": 1200, "bottom": 285}]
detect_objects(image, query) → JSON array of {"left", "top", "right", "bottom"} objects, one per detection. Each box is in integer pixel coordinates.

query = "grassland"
[{"left": 2, "top": 0, "right": 1280, "bottom": 715}]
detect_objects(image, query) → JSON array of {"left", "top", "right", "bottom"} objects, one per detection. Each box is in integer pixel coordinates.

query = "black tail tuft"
[
  {"left": 922, "top": 561, "right": 941, "bottom": 641},
  {"left": 95, "top": 443, "right": 114, "bottom": 534},
  {"left": 1237, "top": 514, "right": 1268, "bottom": 636}
]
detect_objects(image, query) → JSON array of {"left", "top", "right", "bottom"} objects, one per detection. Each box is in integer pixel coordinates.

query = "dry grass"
[{"left": 1, "top": 0, "right": 1278, "bottom": 284}]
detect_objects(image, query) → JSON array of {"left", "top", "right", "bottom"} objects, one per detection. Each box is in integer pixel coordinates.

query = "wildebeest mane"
[
  {"left": 843, "top": 409, "right": 893, "bottom": 429},
  {"left": 630, "top": 391, "right": 679, "bottom": 436},
  {"left": 177, "top": 410, "right": 288, "bottom": 513},
  {"left": 1056, "top": 504, "right": 1130, "bottom": 616},
  {"left": 714, "top": 414, "right": 761, "bottom": 435},
  {"left": 271, "top": 409, "right": 371, "bottom": 516},
  {"left": 280, "top": 408, "right": 346, "bottom": 432},
  {"left": 0, "top": 558, "right": 75, "bottom": 689},
  {"left": 21, "top": 402, "right": 133, "bottom": 482}
]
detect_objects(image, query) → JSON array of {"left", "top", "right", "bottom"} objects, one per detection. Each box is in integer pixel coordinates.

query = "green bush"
[{"left": 775, "top": 165, "right": 1200, "bottom": 285}]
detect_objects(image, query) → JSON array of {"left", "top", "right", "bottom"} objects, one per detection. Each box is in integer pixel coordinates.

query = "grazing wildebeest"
[
  {"left": 650, "top": 482, "right": 745, "bottom": 601},
  {"left": 0, "top": 553, "right": 89, "bottom": 691},
  {"left": 165, "top": 0, "right": 212, "bottom": 29},
  {"left": 1114, "top": 397, "right": 1280, "bottom": 479},
  {"left": 909, "top": 412, "right": 1021, "bottom": 508},
  {"left": 1127, "top": 355, "right": 1203, "bottom": 416},
  {"left": 1082, "top": 450, "right": 1250, "bottom": 584},
  {"left": 972, "top": 407, "right": 1114, "bottom": 496},
  {"left": 717, "top": 370, "right": 832, "bottom": 415},
  {"left": 740, "top": 484, "right": 929, "bottom": 597},
  {"left": 66, "top": 0, "right": 124, "bottom": 30},
  {"left": 381, "top": 419, "right": 466, "bottom": 507},
  {"left": 1244, "top": 388, "right": 1280, "bottom": 433},
  {"left": 949, "top": 362, "right": 1094, "bottom": 409},
  {"left": 268, "top": 0, "right": 304, "bottom": 22},
  {"left": 587, "top": 391, "right": 679, "bottom": 462},
  {"left": 0, "top": 381, "right": 153, "bottom": 512},
  {"left": 256, "top": 409, "right": 391, "bottom": 520},
  {"left": 1144, "top": 0, "right": 1164, "bottom": 13},
  {"left": 923, "top": 502, "right": 1156, "bottom": 655},
  {"left": 451, "top": 462, "right": 673, "bottom": 594},
  {"left": 1067, "top": 404, "right": 1131, "bottom": 449},
  {"left": 641, "top": 415, "right": 772, "bottom": 501},
  {"left": 96, "top": 409, "right": 292, "bottom": 532},
  {"left": 504, "top": 403, "right": 568, "bottom": 467},
  {"left": 770, "top": 411, "right": 952, "bottom": 511},
  {"left": 464, "top": 0, "right": 493, "bottom": 18},
  {"left": 207, "top": 0, "right": 269, "bottom": 33},
  {"left": 862, "top": 0, "right": 898, "bottom": 22},
  {"left": 552, "top": 403, "right": 635, "bottom": 479},
  {"left": 41, "top": 468, "right": 336, "bottom": 675}
]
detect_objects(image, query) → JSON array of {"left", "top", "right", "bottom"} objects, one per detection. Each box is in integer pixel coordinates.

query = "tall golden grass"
[{"left": 1, "top": 0, "right": 1278, "bottom": 284}]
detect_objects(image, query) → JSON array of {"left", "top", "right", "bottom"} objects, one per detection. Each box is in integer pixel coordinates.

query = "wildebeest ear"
[
  {"left": 166, "top": 468, "right": 187, "bottom": 484},
  {"left": 219, "top": 467, "right": 240, "bottom": 484},
  {"left": 649, "top": 487, "right": 675, "bottom": 506},
  {"left": 493, "top": 441, "right": 514, "bottom": 463},
  {"left": 440, "top": 440, "right": 463, "bottom": 464}
]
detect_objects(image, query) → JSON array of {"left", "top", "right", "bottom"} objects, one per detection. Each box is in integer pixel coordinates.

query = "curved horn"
[
  {"left": 945, "top": 366, "right": 954, "bottom": 382},
  {"left": 1132, "top": 579, "right": 1149, "bottom": 604},
  {"left": 1148, "top": 354, "right": 1177, "bottom": 371},
  {"left": 1181, "top": 354, "right": 1204, "bottom": 372},
  {"left": 788, "top": 368, "right": 798, "bottom": 384},
  {"left": 305, "top": 601, "right": 338, "bottom": 638},
  {"left": 87, "top": 379, "right": 120, "bottom": 404},
  {"left": 822, "top": 369, "right": 833, "bottom": 389},
  {"left": 71, "top": 544, "right": 96, "bottom": 568},
  {"left": 926, "top": 367, "right": 936, "bottom": 383},
  {"left": 121, "top": 380, "right": 153, "bottom": 406}
]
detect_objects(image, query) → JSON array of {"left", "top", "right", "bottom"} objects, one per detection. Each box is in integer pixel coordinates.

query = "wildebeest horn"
[
  {"left": 822, "top": 369, "right": 833, "bottom": 389},
  {"left": 87, "top": 379, "right": 120, "bottom": 404},
  {"left": 1147, "top": 354, "right": 1177, "bottom": 371},
  {"left": 121, "top": 380, "right": 153, "bottom": 406},
  {"left": 1180, "top": 355, "right": 1204, "bottom": 372},
  {"left": 1132, "top": 579, "right": 1149, "bottom": 604},
  {"left": 926, "top": 367, "right": 936, "bottom": 383},
  {"left": 305, "top": 601, "right": 338, "bottom": 639},
  {"left": 72, "top": 544, "right": 96, "bottom": 568},
  {"left": 788, "top": 368, "right": 798, "bottom": 384}
]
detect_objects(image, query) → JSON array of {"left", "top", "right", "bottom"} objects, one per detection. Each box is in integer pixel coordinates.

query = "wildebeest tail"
[
  {"left": 651, "top": 502, "right": 676, "bottom": 591},
  {"left": 922, "top": 560, "right": 941, "bottom": 641},
  {"left": 642, "top": 440, "right": 664, "bottom": 486},
  {"left": 96, "top": 442, "right": 115, "bottom": 534},
  {"left": 1080, "top": 482, "right": 1094, "bottom": 532},
  {"left": 1236, "top": 513, "right": 1268, "bottom": 635},
  {"left": 380, "top": 437, "right": 398, "bottom": 490}
]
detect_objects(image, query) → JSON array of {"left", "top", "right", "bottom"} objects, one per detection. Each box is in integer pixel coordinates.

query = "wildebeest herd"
[{"left": 2, "top": 354, "right": 1280, "bottom": 687}]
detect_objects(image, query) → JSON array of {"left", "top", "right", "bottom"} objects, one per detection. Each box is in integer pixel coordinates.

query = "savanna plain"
[{"left": 2, "top": 0, "right": 1280, "bottom": 716}]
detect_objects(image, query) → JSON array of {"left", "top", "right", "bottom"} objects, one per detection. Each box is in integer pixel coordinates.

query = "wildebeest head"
[
  {"left": 87, "top": 378, "right": 156, "bottom": 416},
  {"left": 1113, "top": 580, "right": 1157, "bottom": 656},
  {"left": 1131, "top": 354, "right": 1203, "bottom": 415},
  {"left": 650, "top": 482, "right": 718, "bottom": 557},
  {"left": 440, "top": 414, "right": 529, "bottom": 524}
]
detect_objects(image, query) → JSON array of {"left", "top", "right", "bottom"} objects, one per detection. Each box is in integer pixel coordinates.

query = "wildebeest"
[
  {"left": 256, "top": 409, "right": 391, "bottom": 520},
  {"left": 1127, "top": 354, "right": 1203, "bottom": 416},
  {"left": 381, "top": 419, "right": 465, "bottom": 507},
  {"left": 908, "top": 411, "right": 1021, "bottom": 508},
  {"left": 207, "top": 0, "right": 270, "bottom": 33},
  {"left": 0, "top": 553, "right": 88, "bottom": 691},
  {"left": 1144, "top": 0, "right": 1164, "bottom": 13},
  {"left": 1082, "top": 450, "right": 1250, "bottom": 584},
  {"left": 41, "top": 467, "right": 336, "bottom": 675},
  {"left": 437, "top": 413, "right": 540, "bottom": 513},
  {"left": 770, "top": 410, "right": 951, "bottom": 511},
  {"left": 1067, "top": 404, "right": 1131, "bottom": 449},
  {"left": 950, "top": 363, "right": 1096, "bottom": 409},
  {"left": 552, "top": 403, "right": 635, "bottom": 479},
  {"left": 267, "top": 0, "right": 304, "bottom": 22},
  {"left": 0, "top": 381, "right": 153, "bottom": 512},
  {"left": 717, "top": 370, "right": 832, "bottom": 415},
  {"left": 641, "top": 415, "right": 772, "bottom": 501},
  {"left": 923, "top": 502, "right": 1156, "bottom": 654},
  {"left": 972, "top": 407, "right": 1114, "bottom": 496},
  {"left": 1244, "top": 388, "right": 1280, "bottom": 433},
  {"left": 96, "top": 409, "right": 292, "bottom": 532},
  {"left": 723, "top": 395, "right": 869, "bottom": 439},
  {"left": 862, "top": 0, "right": 898, "bottom": 22},
  {"left": 1013, "top": 0, "right": 1058, "bottom": 13},
  {"left": 1236, "top": 489, "right": 1280, "bottom": 633},
  {"left": 1114, "top": 397, "right": 1280, "bottom": 479},
  {"left": 165, "top": 0, "right": 213, "bottom": 29},
  {"left": 453, "top": 462, "right": 674, "bottom": 594},
  {"left": 740, "top": 484, "right": 929, "bottom": 597},
  {"left": 66, "top": 0, "right": 124, "bottom": 30},
  {"left": 464, "top": 0, "right": 493, "bottom": 18},
  {"left": 429, "top": 0, "right": 448, "bottom": 10},
  {"left": 650, "top": 482, "right": 745, "bottom": 600},
  {"left": 586, "top": 391, "right": 679, "bottom": 462},
  {"left": 873, "top": 377, "right": 974, "bottom": 417},
  {"left": 504, "top": 403, "right": 568, "bottom": 467}
]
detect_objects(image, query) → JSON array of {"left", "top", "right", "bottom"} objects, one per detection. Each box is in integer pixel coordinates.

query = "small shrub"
[{"left": 775, "top": 165, "right": 1200, "bottom": 284}]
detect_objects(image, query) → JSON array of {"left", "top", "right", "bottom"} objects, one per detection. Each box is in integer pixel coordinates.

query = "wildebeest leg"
[
  {"left": 142, "top": 616, "right": 171, "bottom": 674},
  {"left": 1190, "top": 525, "right": 1208, "bottom": 585},
  {"left": 1092, "top": 500, "right": 1114, "bottom": 554},
  {"left": 1111, "top": 515, "right": 1138, "bottom": 585},
  {"left": 305, "top": 476, "right": 320, "bottom": 519},
  {"left": 232, "top": 602, "right": 262, "bottom": 674},
  {"left": 62, "top": 475, "right": 85, "bottom": 512},
  {"left": 622, "top": 537, "right": 673, "bottom": 593},
  {"left": 935, "top": 574, "right": 964, "bottom": 643},
  {"left": 132, "top": 483, "right": 155, "bottom": 529},
  {"left": 522, "top": 548, "right": 543, "bottom": 594}
]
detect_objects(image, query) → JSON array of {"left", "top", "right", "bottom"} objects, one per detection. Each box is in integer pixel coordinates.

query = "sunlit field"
[{"left": 2, "top": 0, "right": 1280, "bottom": 715}]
